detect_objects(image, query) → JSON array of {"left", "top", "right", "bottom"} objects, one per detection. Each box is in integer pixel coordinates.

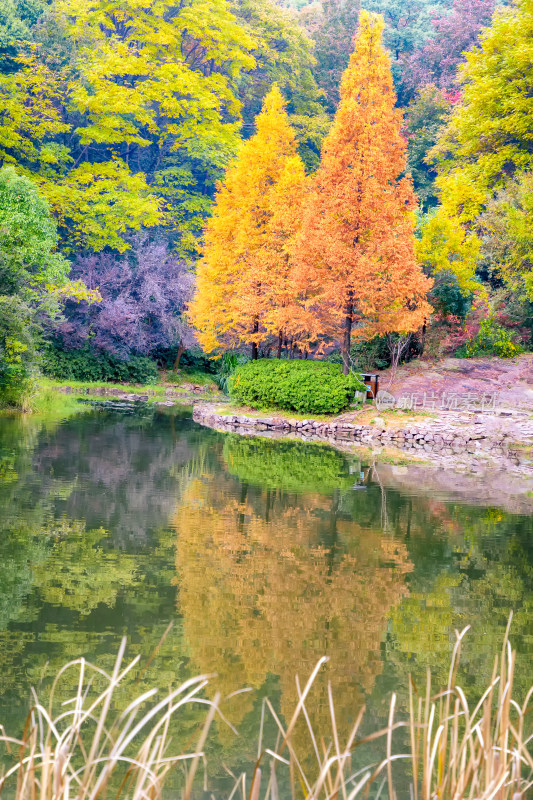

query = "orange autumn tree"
[
  {"left": 294, "top": 10, "right": 432, "bottom": 374},
  {"left": 188, "top": 86, "right": 308, "bottom": 359}
]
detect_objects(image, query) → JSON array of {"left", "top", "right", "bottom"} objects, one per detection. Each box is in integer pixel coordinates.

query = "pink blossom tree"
[{"left": 403, "top": 0, "right": 497, "bottom": 93}]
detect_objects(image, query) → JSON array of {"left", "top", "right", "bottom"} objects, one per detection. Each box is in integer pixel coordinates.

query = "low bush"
[
  {"left": 42, "top": 345, "right": 159, "bottom": 384},
  {"left": 458, "top": 318, "right": 523, "bottom": 358},
  {"left": 229, "top": 359, "right": 365, "bottom": 414}
]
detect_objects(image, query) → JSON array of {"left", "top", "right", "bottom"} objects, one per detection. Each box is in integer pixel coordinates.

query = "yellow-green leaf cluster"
[
  {"left": 421, "top": 0, "right": 533, "bottom": 296},
  {"left": 58, "top": 0, "right": 256, "bottom": 151},
  {"left": 433, "top": 0, "right": 533, "bottom": 210},
  {"left": 0, "top": 0, "right": 259, "bottom": 253}
]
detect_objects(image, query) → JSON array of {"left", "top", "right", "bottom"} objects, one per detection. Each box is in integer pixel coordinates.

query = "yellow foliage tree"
[
  {"left": 188, "top": 85, "right": 308, "bottom": 358},
  {"left": 416, "top": 208, "right": 482, "bottom": 296}
]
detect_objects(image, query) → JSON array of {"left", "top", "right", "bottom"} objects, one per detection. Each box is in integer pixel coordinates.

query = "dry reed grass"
[
  {"left": 0, "top": 620, "right": 531, "bottom": 800},
  {"left": 0, "top": 637, "right": 220, "bottom": 800}
]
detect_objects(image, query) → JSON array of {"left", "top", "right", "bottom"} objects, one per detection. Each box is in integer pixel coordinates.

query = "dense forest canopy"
[{"left": 0, "top": 0, "right": 532, "bottom": 403}]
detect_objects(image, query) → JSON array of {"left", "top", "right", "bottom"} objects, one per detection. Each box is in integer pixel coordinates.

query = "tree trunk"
[
  {"left": 420, "top": 318, "right": 427, "bottom": 356},
  {"left": 173, "top": 341, "right": 184, "bottom": 371},
  {"left": 342, "top": 297, "right": 353, "bottom": 375},
  {"left": 251, "top": 318, "right": 259, "bottom": 360},
  {"left": 277, "top": 331, "right": 283, "bottom": 359},
  {"left": 386, "top": 333, "right": 412, "bottom": 389}
]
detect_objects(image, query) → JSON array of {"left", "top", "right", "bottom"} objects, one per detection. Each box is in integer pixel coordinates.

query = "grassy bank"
[
  {"left": 213, "top": 401, "right": 438, "bottom": 426},
  {"left": 0, "top": 371, "right": 220, "bottom": 417},
  {"left": 0, "top": 384, "right": 93, "bottom": 421},
  {"left": 43, "top": 369, "right": 218, "bottom": 395},
  {"left": 41, "top": 377, "right": 168, "bottom": 397},
  {"left": 0, "top": 623, "right": 530, "bottom": 800}
]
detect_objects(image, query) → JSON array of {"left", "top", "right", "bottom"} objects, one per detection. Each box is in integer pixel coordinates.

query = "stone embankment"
[{"left": 193, "top": 403, "right": 533, "bottom": 475}]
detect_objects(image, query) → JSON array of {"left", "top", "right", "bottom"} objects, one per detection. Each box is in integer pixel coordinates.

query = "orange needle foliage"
[
  {"left": 293, "top": 10, "right": 433, "bottom": 372},
  {"left": 188, "top": 86, "right": 308, "bottom": 357}
]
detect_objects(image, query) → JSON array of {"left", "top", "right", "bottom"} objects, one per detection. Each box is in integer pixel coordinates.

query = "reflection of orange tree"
[{"left": 173, "top": 473, "right": 412, "bottom": 747}]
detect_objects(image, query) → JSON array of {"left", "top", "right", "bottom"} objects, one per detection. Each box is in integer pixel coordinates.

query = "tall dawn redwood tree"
[
  {"left": 294, "top": 10, "right": 432, "bottom": 374},
  {"left": 188, "top": 85, "right": 307, "bottom": 358}
]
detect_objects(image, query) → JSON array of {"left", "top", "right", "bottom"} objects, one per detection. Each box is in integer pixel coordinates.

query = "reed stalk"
[{"left": 0, "top": 624, "right": 530, "bottom": 800}]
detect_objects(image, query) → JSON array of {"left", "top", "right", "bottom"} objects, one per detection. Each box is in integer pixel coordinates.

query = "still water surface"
[{"left": 0, "top": 405, "right": 532, "bottom": 783}]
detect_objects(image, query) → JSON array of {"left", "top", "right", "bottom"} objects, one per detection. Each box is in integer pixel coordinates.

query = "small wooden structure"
[{"left": 361, "top": 373, "right": 379, "bottom": 399}]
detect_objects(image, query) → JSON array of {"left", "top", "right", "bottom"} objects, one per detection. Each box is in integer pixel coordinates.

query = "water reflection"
[
  {"left": 175, "top": 470, "right": 411, "bottom": 743},
  {"left": 0, "top": 407, "right": 532, "bottom": 784}
]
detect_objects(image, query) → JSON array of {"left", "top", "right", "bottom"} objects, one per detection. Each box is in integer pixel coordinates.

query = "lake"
[{"left": 0, "top": 404, "right": 532, "bottom": 790}]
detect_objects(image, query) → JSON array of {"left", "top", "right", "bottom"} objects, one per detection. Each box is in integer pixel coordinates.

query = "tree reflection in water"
[
  {"left": 174, "top": 448, "right": 412, "bottom": 754},
  {"left": 0, "top": 411, "right": 531, "bottom": 788}
]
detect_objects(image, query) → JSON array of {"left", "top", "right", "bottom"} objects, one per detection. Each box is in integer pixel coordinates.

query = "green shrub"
[
  {"left": 429, "top": 269, "right": 473, "bottom": 319},
  {"left": 228, "top": 359, "right": 365, "bottom": 414},
  {"left": 223, "top": 436, "right": 354, "bottom": 493},
  {"left": 460, "top": 319, "right": 523, "bottom": 359},
  {"left": 42, "top": 345, "right": 159, "bottom": 384}
]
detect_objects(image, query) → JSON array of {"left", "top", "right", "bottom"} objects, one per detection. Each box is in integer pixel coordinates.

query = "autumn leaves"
[
  {"left": 189, "top": 86, "right": 307, "bottom": 359},
  {"left": 189, "top": 11, "right": 432, "bottom": 372}
]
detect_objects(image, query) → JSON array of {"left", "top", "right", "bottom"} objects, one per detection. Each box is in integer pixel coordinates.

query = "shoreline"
[{"left": 193, "top": 401, "right": 533, "bottom": 478}]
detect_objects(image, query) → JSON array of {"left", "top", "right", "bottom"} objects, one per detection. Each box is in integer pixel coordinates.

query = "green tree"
[
  {"left": 0, "top": 0, "right": 46, "bottom": 72},
  {"left": 432, "top": 0, "right": 533, "bottom": 209},
  {"left": 479, "top": 171, "right": 533, "bottom": 301},
  {"left": 404, "top": 84, "right": 451, "bottom": 210},
  {"left": 0, "top": 0, "right": 258, "bottom": 254},
  {"left": 0, "top": 166, "right": 68, "bottom": 292},
  {"left": 0, "top": 0, "right": 331, "bottom": 255},
  {"left": 232, "top": 0, "right": 330, "bottom": 171},
  {"left": 0, "top": 166, "right": 94, "bottom": 406},
  {"left": 419, "top": 0, "right": 533, "bottom": 297},
  {"left": 310, "top": 0, "right": 360, "bottom": 113}
]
